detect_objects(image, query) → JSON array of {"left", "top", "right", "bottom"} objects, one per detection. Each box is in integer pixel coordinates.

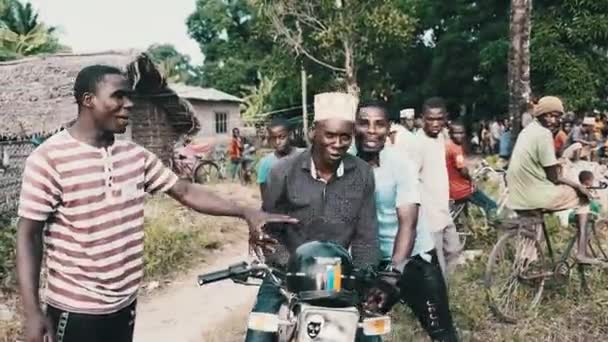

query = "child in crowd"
[{"left": 569, "top": 171, "right": 601, "bottom": 225}]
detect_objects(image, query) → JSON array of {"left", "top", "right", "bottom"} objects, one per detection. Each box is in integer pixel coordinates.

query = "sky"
[{"left": 29, "top": 0, "right": 204, "bottom": 64}]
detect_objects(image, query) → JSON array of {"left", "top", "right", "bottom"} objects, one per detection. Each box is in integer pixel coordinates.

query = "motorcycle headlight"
[
  {"left": 361, "top": 316, "right": 391, "bottom": 336},
  {"left": 247, "top": 312, "right": 279, "bottom": 332}
]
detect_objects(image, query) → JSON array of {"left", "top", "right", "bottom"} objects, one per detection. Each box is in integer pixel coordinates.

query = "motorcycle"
[{"left": 197, "top": 241, "right": 391, "bottom": 341}]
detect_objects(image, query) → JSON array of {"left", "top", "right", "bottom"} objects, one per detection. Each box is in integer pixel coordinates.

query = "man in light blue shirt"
[{"left": 355, "top": 102, "right": 457, "bottom": 342}]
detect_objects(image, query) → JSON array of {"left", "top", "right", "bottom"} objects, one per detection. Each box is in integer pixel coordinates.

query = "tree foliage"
[
  {"left": 252, "top": 0, "right": 417, "bottom": 95},
  {"left": 187, "top": 0, "right": 608, "bottom": 120},
  {"left": 146, "top": 44, "right": 196, "bottom": 84},
  {"left": 0, "top": 0, "right": 69, "bottom": 61},
  {"left": 241, "top": 72, "right": 277, "bottom": 125},
  {"left": 187, "top": 0, "right": 330, "bottom": 110}
]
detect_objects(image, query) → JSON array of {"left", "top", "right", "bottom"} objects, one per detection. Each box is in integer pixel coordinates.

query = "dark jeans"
[
  {"left": 467, "top": 189, "right": 497, "bottom": 214},
  {"left": 46, "top": 301, "right": 136, "bottom": 342},
  {"left": 244, "top": 277, "right": 381, "bottom": 342},
  {"left": 392, "top": 251, "right": 458, "bottom": 342}
]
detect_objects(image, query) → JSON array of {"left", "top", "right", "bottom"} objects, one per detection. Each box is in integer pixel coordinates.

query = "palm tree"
[
  {"left": 0, "top": 0, "right": 67, "bottom": 60},
  {"left": 508, "top": 0, "right": 532, "bottom": 138}
]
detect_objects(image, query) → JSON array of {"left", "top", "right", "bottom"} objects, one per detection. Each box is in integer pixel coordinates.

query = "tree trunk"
[
  {"left": 343, "top": 38, "right": 359, "bottom": 96},
  {"left": 508, "top": 0, "right": 532, "bottom": 140}
]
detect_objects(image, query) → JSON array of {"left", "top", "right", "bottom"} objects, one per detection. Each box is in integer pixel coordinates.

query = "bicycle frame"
[{"left": 517, "top": 215, "right": 595, "bottom": 285}]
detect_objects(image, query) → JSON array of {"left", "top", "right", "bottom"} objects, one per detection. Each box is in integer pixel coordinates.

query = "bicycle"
[
  {"left": 233, "top": 144, "right": 258, "bottom": 185},
  {"left": 170, "top": 144, "right": 225, "bottom": 184},
  {"left": 450, "top": 160, "right": 509, "bottom": 247},
  {"left": 484, "top": 182, "right": 608, "bottom": 323}
]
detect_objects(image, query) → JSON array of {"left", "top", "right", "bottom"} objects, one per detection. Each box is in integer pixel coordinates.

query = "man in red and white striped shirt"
[{"left": 16, "top": 65, "right": 296, "bottom": 342}]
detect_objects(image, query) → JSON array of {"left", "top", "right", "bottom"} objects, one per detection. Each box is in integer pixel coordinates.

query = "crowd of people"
[
  {"left": 13, "top": 63, "right": 602, "bottom": 342},
  {"left": 472, "top": 107, "right": 608, "bottom": 166}
]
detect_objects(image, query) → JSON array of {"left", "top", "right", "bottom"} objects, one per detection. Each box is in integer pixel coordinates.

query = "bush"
[
  {"left": 0, "top": 214, "right": 17, "bottom": 292},
  {"left": 142, "top": 195, "right": 224, "bottom": 280}
]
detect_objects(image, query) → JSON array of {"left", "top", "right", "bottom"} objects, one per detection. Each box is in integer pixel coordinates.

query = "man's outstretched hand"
[
  {"left": 364, "top": 272, "right": 401, "bottom": 314},
  {"left": 242, "top": 208, "right": 298, "bottom": 255}
]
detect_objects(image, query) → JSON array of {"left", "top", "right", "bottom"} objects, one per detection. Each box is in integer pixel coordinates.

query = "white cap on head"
[
  {"left": 583, "top": 117, "right": 596, "bottom": 126},
  {"left": 314, "top": 92, "right": 358, "bottom": 122},
  {"left": 400, "top": 108, "right": 415, "bottom": 119}
]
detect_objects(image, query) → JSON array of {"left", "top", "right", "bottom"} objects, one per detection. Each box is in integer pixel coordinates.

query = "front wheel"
[
  {"left": 588, "top": 219, "right": 608, "bottom": 261},
  {"left": 193, "top": 161, "right": 221, "bottom": 184},
  {"left": 485, "top": 229, "right": 546, "bottom": 323}
]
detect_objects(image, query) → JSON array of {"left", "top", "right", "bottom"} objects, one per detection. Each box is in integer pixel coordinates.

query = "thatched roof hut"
[{"left": 0, "top": 50, "right": 199, "bottom": 163}]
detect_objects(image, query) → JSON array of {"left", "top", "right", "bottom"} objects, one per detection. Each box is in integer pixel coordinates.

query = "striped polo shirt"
[{"left": 18, "top": 130, "right": 178, "bottom": 314}]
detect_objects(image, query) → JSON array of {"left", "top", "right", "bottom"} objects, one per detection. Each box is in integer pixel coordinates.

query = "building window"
[{"left": 215, "top": 112, "right": 227, "bottom": 134}]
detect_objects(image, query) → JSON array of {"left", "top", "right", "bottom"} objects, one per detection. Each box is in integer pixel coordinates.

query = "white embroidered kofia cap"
[
  {"left": 314, "top": 92, "right": 358, "bottom": 122},
  {"left": 400, "top": 108, "right": 415, "bottom": 119}
]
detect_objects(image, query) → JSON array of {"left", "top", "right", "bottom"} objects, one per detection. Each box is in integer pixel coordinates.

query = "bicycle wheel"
[
  {"left": 193, "top": 161, "right": 221, "bottom": 184},
  {"left": 451, "top": 202, "right": 470, "bottom": 248},
  {"left": 485, "top": 229, "right": 546, "bottom": 323},
  {"left": 469, "top": 206, "right": 489, "bottom": 232},
  {"left": 589, "top": 219, "right": 608, "bottom": 261}
]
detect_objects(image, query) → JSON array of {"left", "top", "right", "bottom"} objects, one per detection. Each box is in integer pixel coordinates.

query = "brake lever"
[{"left": 592, "top": 181, "right": 608, "bottom": 190}]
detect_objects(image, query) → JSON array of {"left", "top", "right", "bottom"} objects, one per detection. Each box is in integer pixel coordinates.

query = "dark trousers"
[
  {"left": 467, "top": 189, "right": 497, "bottom": 213},
  {"left": 46, "top": 301, "right": 136, "bottom": 342},
  {"left": 244, "top": 277, "right": 380, "bottom": 342},
  {"left": 386, "top": 251, "right": 458, "bottom": 342}
]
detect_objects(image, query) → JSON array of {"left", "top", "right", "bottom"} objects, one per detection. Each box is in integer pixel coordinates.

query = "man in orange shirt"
[
  {"left": 553, "top": 120, "right": 568, "bottom": 158},
  {"left": 446, "top": 121, "right": 497, "bottom": 214},
  {"left": 229, "top": 127, "right": 244, "bottom": 180}
]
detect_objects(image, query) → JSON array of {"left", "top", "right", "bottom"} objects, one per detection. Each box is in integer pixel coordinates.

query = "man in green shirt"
[{"left": 507, "top": 96, "right": 596, "bottom": 264}]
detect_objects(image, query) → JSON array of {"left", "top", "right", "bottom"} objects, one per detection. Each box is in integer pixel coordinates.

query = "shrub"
[
  {"left": 142, "top": 195, "right": 224, "bottom": 280},
  {"left": 0, "top": 214, "right": 17, "bottom": 292}
]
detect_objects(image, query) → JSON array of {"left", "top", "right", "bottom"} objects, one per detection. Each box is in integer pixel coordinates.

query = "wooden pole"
[{"left": 301, "top": 65, "right": 310, "bottom": 147}]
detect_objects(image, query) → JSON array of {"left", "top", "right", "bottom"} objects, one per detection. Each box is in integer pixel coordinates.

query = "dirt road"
[{"left": 134, "top": 184, "right": 260, "bottom": 342}]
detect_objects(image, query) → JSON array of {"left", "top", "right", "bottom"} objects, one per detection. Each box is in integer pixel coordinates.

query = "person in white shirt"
[
  {"left": 404, "top": 97, "right": 461, "bottom": 279},
  {"left": 387, "top": 108, "right": 416, "bottom": 148}
]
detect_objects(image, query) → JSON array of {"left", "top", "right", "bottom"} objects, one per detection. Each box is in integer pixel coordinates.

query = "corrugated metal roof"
[{"left": 169, "top": 83, "right": 243, "bottom": 103}]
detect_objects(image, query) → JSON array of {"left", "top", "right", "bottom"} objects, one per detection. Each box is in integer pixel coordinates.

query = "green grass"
[{"left": 142, "top": 195, "right": 231, "bottom": 280}]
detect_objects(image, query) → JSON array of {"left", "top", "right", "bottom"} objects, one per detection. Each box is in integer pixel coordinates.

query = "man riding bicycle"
[{"left": 507, "top": 96, "right": 597, "bottom": 265}]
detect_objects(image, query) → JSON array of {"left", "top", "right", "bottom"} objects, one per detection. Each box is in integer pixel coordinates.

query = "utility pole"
[{"left": 301, "top": 65, "right": 310, "bottom": 147}]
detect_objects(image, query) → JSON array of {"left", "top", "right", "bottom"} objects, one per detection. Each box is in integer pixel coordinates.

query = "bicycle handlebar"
[{"left": 587, "top": 181, "right": 608, "bottom": 190}]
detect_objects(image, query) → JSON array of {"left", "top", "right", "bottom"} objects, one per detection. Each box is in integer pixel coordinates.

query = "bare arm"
[
  {"left": 544, "top": 165, "right": 591, "bottom": 199},
  {"left": 457, "top": 166, "right": 472, "bottom": 181},
  {"left": 545, "top": 165, "right": 576, "bottom": 187},
  {"left": 167, "top": 179, "right": 297, "bottom": 249},
  {"left": 259, "top": 183, "right": 266, "bottom": 201},
  {"left": 391, "top": 204, "right": 419, "bottom": 265},
  {"left": 16, "top": 218, "right": 45, "bottom": 319},
  {"left": 168, "top": 179, "right": 251, "bottom": 218}
]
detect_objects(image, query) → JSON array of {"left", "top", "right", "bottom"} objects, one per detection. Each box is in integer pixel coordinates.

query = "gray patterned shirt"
[{"left": 262, "top": 149, "right": 379, "bottom": 268}]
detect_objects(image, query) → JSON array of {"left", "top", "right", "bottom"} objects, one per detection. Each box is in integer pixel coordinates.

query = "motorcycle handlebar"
[
  {"left": 197, "top": 262, "right": 272, "bottom": 286},
  {"left": 197, "top": 261, "right": 251, "bottom": 286}
]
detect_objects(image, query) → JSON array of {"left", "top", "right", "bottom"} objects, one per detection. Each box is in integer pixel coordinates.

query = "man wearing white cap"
[
  {"left": 562, "top": 116, "right": 597, "bottom": 161},
  {"left": 507, "top": 96, "right": 598, "bottom": 264},
  {"left": 245, "top": 92, "right": 379, "bottom": 342},
  {"left": 400, "top": 108, "right": 416, "bottom": 132},
  {"left": 387, "top": 108, "right": 415, "bottom": 148}
]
